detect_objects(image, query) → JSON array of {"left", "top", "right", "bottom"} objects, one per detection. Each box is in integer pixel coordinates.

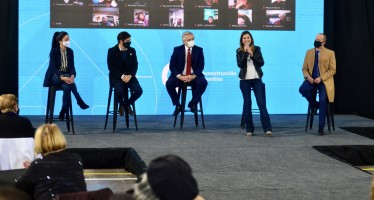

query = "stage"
[{"left": 24, "top": 114, "right": 374, "bottom": 199}]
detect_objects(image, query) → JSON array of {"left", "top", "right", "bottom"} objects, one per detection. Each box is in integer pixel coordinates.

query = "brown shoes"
[
  {"left": 119, "top": 106, "right": 125, "bottom": 116},
  {"left": 119, "top": 105, "right": 134, "bottom": 116}
]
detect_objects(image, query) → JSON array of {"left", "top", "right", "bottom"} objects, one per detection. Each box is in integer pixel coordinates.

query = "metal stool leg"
[
  {"left": 69, "top": 97, "right": 75, "bottom": 134},
  {"left": 199, "top": 98, "right": 205, "bottom": 129},
  {"left": 104, "top": 84, "right": 113, "bottom": 130},
  {"left": 173, "top": 87, "right": 181, "bottom": 128},
  {"left": 133, "top": 103, "right": 138, "bottom": 131},
  {"left": 305, "top": 103, "right": 311, "bottom": 132},
  {"left": 48, "top": 87, "right": 57, "bottom": 124},
  {"left": 113, "top": 90, "right": 118, "bottom": 132},
  {"left": 180, "top": 85, "right": 187, "bottom": 129},
  {"left": 331, "top": 103, "right": 335, "bottom": 131},
  {"left": 45, "top": 87, "right": 51, "bottom": 124}
]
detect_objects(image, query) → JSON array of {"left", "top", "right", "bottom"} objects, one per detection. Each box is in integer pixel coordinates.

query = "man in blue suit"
[{"left": 166, "top": 31, "right": 208, "bottom": 116}]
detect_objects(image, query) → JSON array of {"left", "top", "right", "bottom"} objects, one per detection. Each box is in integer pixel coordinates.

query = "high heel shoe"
[
  {"left": 59, "top": 108, "right": 66, "bottom": 121},
  {"left": 77, "top": 98, "right": 89, "bottom": 110}
]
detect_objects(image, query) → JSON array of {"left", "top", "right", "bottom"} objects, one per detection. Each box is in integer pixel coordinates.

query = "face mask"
[
  {"left": 62, "top": 41, "right": 70, "bottom": 48},
  {"left": 314, "top": 40, "right": 322, "bottom": 48},
  {"left": 186, "top": 40, "right": 195, "bottom": 48},
  {"left": 124, "top": 41, "right": 131, "bottom": 48}
]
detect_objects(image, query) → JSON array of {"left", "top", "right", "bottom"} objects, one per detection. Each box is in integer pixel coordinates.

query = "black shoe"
[
  {"left": 119, "top": 106, "right": 125, "bottom": 116},
  {"left": 318, "top": 128, "right": 324, "bottom": 136},
  {"left": 59, "top": 108, "right": 66, "bottom": 121},
  {"left": 126, "top": 105, "right": 134, "bottom": 116},
  {"left": 77, "top": 98, "right": 89, "bottom": 110},
  {"left": 190, "top": 104, "right": 197, "bottom": 113},
  {"left": 311, "top": 102, "right": 319, "bottom": 115},
  {"left": 188, "top": 102, "right": 197, "bottom": 113},
  {"left": 172, "top": 105, "right": 181, "bottom": 116}
]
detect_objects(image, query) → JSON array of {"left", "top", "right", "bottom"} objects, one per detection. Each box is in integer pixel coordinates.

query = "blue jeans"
[
  {"left": 114, "top": 77, "right": 143, "bottom": 107},
  {"left": 240, "top": 79, "right": 272, "bottom": 133},
  {"left": 299, "top": 80, "right": 327, "bottom": 129},
  {"left": 52, "top": 73, "right": 80, "bottom": 110}
]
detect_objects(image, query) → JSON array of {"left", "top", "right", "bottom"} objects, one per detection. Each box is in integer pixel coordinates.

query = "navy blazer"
[
  {"left": 107, "top": 45, "right": 138, "bottom": 84},
  {"left": 43, "top": 47, "right": 76, "bottom": 87},
  {"left": 169, "top": 45, "right": 205, "bottom": 77}
]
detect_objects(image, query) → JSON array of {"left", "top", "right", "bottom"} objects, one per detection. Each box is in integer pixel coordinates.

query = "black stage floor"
[{"left": 14, "top": 114, "right": 374, "bottom": 199}]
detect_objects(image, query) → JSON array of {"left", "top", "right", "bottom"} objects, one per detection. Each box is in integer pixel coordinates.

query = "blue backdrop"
[{"left": 19, "top": 1, "right": 323, "bottom": 115}]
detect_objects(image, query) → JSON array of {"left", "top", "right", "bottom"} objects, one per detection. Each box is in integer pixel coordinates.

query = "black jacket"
[
  {"left": 107, "top": 45, "right": 138, "bottom": 84},
  {"left": 43, "top": 47, "right": 76, "bottom": 87},
  {"left": 0, "top": 113, "right": 34, "bottom": 138},
  {"left": 15, "top": 151, "right": 87, "bottom": 200},
  {"left": 236, "top": 46, "right": 265, "bottom": 79}
]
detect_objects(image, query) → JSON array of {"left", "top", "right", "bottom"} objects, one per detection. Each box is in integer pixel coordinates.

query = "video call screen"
[
  {"left": 51, "top": 0, "right": 295, "bottom": 30},
  {"left": 19, "top": 0, "right": 323, "bottom": 115}
]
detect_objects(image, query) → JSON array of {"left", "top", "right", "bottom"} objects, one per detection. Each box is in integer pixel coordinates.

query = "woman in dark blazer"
[
  {"left": 15, "top": 124, "right": 86, "bottom": 200},
  {"left": 43, "top": 31, "right": 89, "bottom": 120},
  {"left": 236, "top": 30, "right": 272, "bottom": 137}
]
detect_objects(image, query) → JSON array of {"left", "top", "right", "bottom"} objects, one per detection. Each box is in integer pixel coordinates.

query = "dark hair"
[
  {"left": 239, "top": 30, "right": 254, "bottom": 51},
  {"left": 51, "top": 32, "right": 60, "bottom": 49},
  {"left": 56, "top": 31, "right": 68, "bottom": 43},
  {"left": 238, "top": 14, "right": 251, "bottom": 25},
  {"left": 117, "top": 31, "right": 131, "bottom": 43},
  {"left": 147, "top": 155, "right": 198, "bottom": 200}
]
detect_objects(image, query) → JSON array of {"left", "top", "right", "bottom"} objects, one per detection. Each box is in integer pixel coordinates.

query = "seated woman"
[
  {"left": 0, "top": 94, "right": 34, "bottom": 138},
  {"left": 15, "top": 124, "right": 87, "bottom": 199},
  {"left": 43, "top": 31, "right": 89, "bottom": 121}
]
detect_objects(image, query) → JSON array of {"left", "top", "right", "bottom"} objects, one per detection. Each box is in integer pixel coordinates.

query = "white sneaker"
[
  {"left": 265, "top": 131, "right": 272, "bottom": 136},
  {"left": 246, "top": 132, "right": 253, "bottom": 136}
]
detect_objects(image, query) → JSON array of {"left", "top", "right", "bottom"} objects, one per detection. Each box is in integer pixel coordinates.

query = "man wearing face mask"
[
  {"left": 107, "top": 31, "right": 143, "bottom": 116},
  {"left": 166, "top": 31, "right": 208, "bottom": 115},
  {"left": 299, "top": 33, "right": 336, "bottom": 135}
]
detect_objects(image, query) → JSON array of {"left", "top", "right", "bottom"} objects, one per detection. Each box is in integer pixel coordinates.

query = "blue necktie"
[{"left": 312, "top": 51, "right": 319, "bottom": 79}]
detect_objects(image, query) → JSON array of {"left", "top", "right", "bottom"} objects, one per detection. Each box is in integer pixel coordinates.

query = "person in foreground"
[
  {"left": 166, "top": 31, "right": 208, "bottom": 115},
  {"left": 126, "top": 154, "right": 204, "bottom": 200},
  {"left": 299, "top": 33, "right": 336, "bottom": 135},
  {"left": 43, "top": 31, "right": 89, "bottom": 121},
  {"left": 236, "top": 30, "right": 272, "bottom": 136},
  {"left": 0, "top": 94, "right": 34, "bottom": 138},
  {"left": 107, "top": 31, "right": 143, "bottom": 116},
  {"left": 15, "top": 124, "right": 87, "bottom": 200}
]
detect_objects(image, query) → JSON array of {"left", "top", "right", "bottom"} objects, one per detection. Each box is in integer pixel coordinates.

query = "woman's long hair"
[{"left": 51, "top": 31, "right": 60, "bottom": 50}]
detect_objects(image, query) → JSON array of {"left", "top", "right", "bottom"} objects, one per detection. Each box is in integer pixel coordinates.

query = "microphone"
[{"left": 244, "top": 42, "right": 250, "bottom": 54}]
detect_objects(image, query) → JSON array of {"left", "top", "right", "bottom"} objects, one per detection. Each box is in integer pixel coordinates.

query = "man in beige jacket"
[{"left": 299, "top": 33, "right": 336, "bottom": 135}]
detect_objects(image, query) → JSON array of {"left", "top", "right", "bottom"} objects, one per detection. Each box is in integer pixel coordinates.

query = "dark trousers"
[
  {"left": 240, "top": 79, "right": 272, "bottom": 133},
  {"left": 166, "top": 76, "right": 208, "bottom": 106},
  {"left": 299, "top": 80, "right": 327, "bottom": 129},
  {"left": 114, "top": 77, "right": 143, "bottom": 107},
  {"left": 52, "top": 74, "right": 81, "bottom": 109}
]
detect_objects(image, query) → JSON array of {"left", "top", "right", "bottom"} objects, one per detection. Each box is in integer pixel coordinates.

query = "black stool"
[
  {"left": 104, "top": 82, "right": 138, "bottom": 132},
  {"left": 173, "top": 84, "right": 205, "bottom": 129},
  {"left": 305, "top": 93, "right": 335, "bottom": 133},
  {"left": 45, "top": 85, "right": 75, "bottom": 134}
]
